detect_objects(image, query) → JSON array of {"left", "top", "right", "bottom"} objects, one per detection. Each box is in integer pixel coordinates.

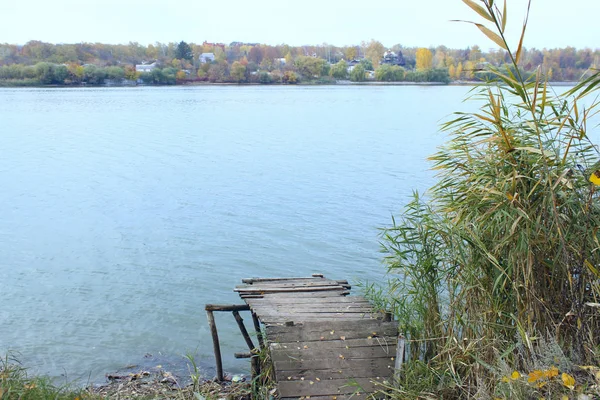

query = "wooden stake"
[
  {"left": 232, "top": 310, "right": 256, "bottom": 351},
  {"left": 206, "top": 309, "right": 224, "bottom": 382},
  {"left": 252, "top": 312, "right": 264, "bottom": 349}
]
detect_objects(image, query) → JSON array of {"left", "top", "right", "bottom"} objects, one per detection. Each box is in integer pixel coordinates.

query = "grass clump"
[
  {"left": 0, "top": 354, "right": 90, "bottom": 400},
  {"left": 373, "top": 0, "right": 600, "bottom": 398}
]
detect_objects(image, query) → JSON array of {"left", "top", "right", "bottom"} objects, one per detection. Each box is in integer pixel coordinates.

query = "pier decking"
[{"left": 236, "top": 275, "right": 399, "bottom": 399}]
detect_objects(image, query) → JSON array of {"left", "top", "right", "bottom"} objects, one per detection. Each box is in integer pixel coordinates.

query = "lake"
[{"left": 0, "top": 85, "right": 476, "bottom": 381}]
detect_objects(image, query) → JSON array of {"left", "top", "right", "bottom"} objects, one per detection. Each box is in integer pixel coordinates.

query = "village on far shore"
[{"left": 0, "top": 39, "right": 597, "bottom": 86}]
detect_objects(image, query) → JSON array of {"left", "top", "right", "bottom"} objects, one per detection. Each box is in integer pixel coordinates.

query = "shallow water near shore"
[{"left": 2, "top": 85, "right": 493, "bottom": 381}]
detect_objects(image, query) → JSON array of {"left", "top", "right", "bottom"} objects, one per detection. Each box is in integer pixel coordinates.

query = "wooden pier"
[{"left": 206, "top": 274, "right": 400, "bottom": 399}]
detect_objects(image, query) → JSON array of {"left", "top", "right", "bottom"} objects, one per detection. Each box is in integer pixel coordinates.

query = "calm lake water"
[{"left": 0, "top": 85, "right": 476, "bottom": 381}]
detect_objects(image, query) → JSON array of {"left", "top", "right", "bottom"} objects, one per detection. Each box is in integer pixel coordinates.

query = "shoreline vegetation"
[
  {"left": 0, "top": 354, "right": 256, "bottom": 400},
  {"left": 0, "top": 80, "right": 583, "bottom": 88},
  {"left": 0, "top": 33, "right": 597, "bottom": 88}
]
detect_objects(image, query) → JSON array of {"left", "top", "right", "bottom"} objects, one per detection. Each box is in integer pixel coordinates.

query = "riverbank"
[
  {"left": 0, "top": 79, "right": 579, "bottom": 88},
  {"left": 0, "top": 356, "right": 257, "bottom": 400}
]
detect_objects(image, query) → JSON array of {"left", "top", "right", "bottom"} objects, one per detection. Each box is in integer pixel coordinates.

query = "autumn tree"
[
  {"left": 248, "top": 46, "right": 264, "bottom": 64},
  {"left": 345, "top": 46, "right": 358, "bottom": 61},
  {"left": 416, "top": 48, "right": 433, "bottom": 70},
  {"left": 364, "top": 40, "right": 385, "bottom": 69},
  {"left": 230, "top": 61, "right": 247, "bottom": 82}
]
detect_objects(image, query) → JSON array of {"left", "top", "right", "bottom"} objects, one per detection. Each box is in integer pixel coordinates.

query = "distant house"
[
  {"left": 275, "top": 58, "right": 286, "bottom": 66},
  {"left": 202, "top": 41, "right": 226, "bottom": 50},
  {"left": 135, "top": 62, "right": 157, "bottom": 73},
  {"left": 199, "top": 53, "right": 215, "bottom": 63},
  {"left": 381, "top": 50, "right": 405, "bottom": 66}
]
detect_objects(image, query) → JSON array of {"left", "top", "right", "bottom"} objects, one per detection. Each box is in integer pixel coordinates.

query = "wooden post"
[
  {"left": 232, "top": 310, "right": 260, "bottom": 379},
  {"left": 394, "top": 334, "right": 405, "bottom": 374},
  {"left": 205, "top": 309, "right": 224, "bottom": 382},
  {"left": 232, "top": 310, "right": 256, "bottom": 351},
  {"left": 251, "top": 312, "right": 264, "bottom": 349}
]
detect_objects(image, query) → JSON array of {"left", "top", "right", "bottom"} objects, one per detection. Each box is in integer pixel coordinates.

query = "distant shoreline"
[{"left": 0, "top": 80, "right": 579, "bottom": 88}]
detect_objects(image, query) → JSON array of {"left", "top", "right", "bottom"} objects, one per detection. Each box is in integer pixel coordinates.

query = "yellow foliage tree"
[
  {"left": 464, "top": 60, "right": 475, "bottom": 80},
  {"left": 448, "top": 64, "right": 456, "bottom": 80},
  {"left": 416, "top": 48, "right": 433, "bottom": 70},
  {"left": 364, "top": 40, "right": 385, "bottom": 69},
  {"left": 456, "top": 62, "right": 463, "bottom": 80}
]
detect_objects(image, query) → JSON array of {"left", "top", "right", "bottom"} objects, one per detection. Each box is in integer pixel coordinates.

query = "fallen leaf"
[
  {"left": 528, "top": 370, "right": 544, "bottom": 383},
  {"left": 545, "top": 366, "right": 559, "bottom": 379},
  {"left": 511, "top": 370, "right": 521, "bottom": 380},
  {"left": 561, "top": 372, "right": 575, "bottom": 389},
  {"left": 340, "top": 336, "right": 346, "bottom": 341}
]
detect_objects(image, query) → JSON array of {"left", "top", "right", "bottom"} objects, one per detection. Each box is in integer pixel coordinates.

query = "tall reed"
[{"left": 379, "top": 1, "right": 600, "bottom": 397}]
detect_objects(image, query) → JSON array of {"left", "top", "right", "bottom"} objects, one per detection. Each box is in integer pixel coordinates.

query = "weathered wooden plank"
[
  {"left": 249, "top": 303, "right": 374, "bottom": 310},
  {"left": 275, "top": 359, "right": 394, "bottom": 380},
  {"left": 242, "top": 277, "right": 327, "bottom": 284},
  {"left": 272, "top": 337, "right": 397, "bottom": 351},
  {"left": 249, "top": 306, "right": 376, "bottom": 314},
  {"left": 235, "top": 285, "right": 346, "bottom": 293},
  {"left": 277, "top": 377, "right": 386, "bottom": 397},
  {"left": 241, "top": 291, "right": 350, "bottom": 299},
  {"left": 246, "top": 296, "right": 369, "bottom": 304},
  {"left": 269, "top": 344, "right": 395, "bottom": 362},
  {"left": 259, "top": 314, "right": 380, "bottom": 323},
  {"left": 265, "top": 320, "right": 398, "bottom": 342},
  {"left": 237, "top": 280, "right": 343, "bottom": 288},
  {"left": 274, "top": 357, "right": 393, "bottom": 371},
  {"left": 259, "top": 317, "right": 381, "bottom": 325},
  {"left": 204, "top": 304, "right": 250, "bottom": 312}
]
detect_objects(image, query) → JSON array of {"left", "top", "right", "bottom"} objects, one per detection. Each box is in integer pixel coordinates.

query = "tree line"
[{"left": 0, "top": 39, "right": 597, "bottom": 86}]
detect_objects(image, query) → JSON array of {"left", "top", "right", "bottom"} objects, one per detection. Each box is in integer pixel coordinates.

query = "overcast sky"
[{"left": 0, "top": 0, "right": 597, "bottom": 50}]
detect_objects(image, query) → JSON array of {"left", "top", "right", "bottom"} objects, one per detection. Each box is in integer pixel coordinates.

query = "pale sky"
[{"left": 0, "top": 0, "right": 597, "bottom": 50}]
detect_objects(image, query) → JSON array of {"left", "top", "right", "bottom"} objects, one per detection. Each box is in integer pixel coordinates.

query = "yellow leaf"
[
  {"left": 462, "top": 0, "right": 494, "bottom": 22},
  {"left": 561, "top": 396, "right": 569, "bottom": 400},
  {"left": 528, "top": 370, "right": 544, "bottom": 383},
  {"left": 511, "top": 370, "right": 521, "bottom": 380},
  {"left": 536, "top": 380, "right": 548, "bottom": 389},
  {"left": 476, "top": 24, "right": 508, "bottom": 50},
  {"left": 561, "top": 372, "right": 575, "bottom": 389},
  {"left": 545, "top": 366, "right": 559, "bottom": 379},
  {"left": 501, "top": 376, "right": 510, "bottom": 383},
  {"left": 590, "top": 171, "right": 600, "bottom": 186}
]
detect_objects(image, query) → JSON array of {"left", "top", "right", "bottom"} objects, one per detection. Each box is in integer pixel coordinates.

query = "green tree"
[
  {"left": 294, "top": 56, "right": 327, "bottom": 79},
  {"left": 329, "top": 60, "right": 348, "bottom": 79},
  {"left": 175, "top": 41, "right": 193, "bottom": 60},
  {"left": 349, "top": 64, "right": 365, "bottom": 82},
  {"left": 375, "top": 64, "right": 404, "bottom": 81}
]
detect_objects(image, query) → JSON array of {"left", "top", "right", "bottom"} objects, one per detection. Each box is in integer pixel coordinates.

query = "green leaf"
[
  {"left": 476, "top": 24, "right": 507, "bottom": 50},
  {"left": 462, "top": 0, "right": 494, "bottom": 22}
]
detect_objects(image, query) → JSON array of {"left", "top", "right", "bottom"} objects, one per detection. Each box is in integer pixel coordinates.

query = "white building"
[
  {"left": 135, "top": 62, "right": 157, "bottom": 73},
  {"left": 199, "top": 53, "right": 215, "bottom": 63}
]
